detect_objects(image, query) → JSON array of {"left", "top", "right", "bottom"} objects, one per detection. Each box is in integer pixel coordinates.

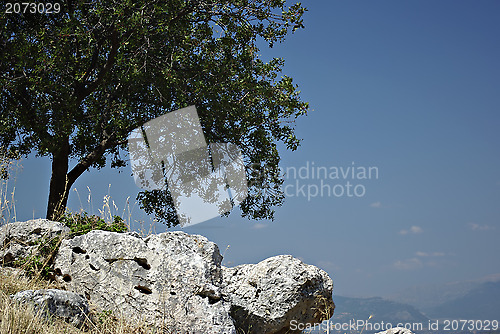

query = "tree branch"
[
  {"left": 80, "top": 44, "right": 100, "bottom": 83},
  {"left": 67, "top": 136, "right": 116, "bottom": 185},
  {"left": 75, "top": 29, "right": 119, "bottom": 105}
]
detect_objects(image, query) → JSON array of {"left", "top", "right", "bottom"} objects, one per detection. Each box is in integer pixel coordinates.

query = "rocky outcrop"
[
  {"left": 222, "top": 255, "right": 334, "bottom": 334},
  {"left": 10, "top": 289, "right": 89, "bottom": 327},
  {"left": 376, "top": 328, "right": 415, "bottom": 334},
  {"left": 0, "top": 219, "right": 70, "bottom": 265},
  {"left": 53, "top": 230, "right": 334, "bottom": 334},
  {"left": 53, "top": 230, "right": 236, "bottom": 333},
  {"left": 1, "top": 220, "right": 334, "bottom": 333}
]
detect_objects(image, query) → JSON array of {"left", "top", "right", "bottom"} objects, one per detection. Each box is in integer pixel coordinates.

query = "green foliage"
[
  {"left": 0, "top": 0, "right": 309, "bottom": 226},
  {"left": 96, "top": 310, "right": 114, "bottom": 325},
  {"left": 60, "top": 211, "right": 128, "bottom": 236},
  {"left": 14, "top": 236, "right": 61, "bottom": 280}
]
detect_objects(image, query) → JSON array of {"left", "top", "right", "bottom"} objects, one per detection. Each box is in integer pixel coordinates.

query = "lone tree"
[{"left": 0, "top": 0, "right": 308, "bottom": 226}]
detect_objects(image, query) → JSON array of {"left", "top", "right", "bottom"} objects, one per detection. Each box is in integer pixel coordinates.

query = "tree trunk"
[
  {"left": 45, "top": 133, "right": 117, "bottom": 221},
  {"left": 46, "top": 137, "right": 72, "bottom": 221}
]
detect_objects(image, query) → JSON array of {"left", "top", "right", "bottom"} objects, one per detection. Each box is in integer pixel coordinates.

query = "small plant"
[
  {"left": 59, "top": 211, "right": 128, "bottom": 236},
  {"left": 74, "top": 185, "right": 147, "bottom": 233},
  {"left": 13, "top": 236, "right": 61, "bottom": 280},
  {"left": 96, "top": 309, "right": 115, "bottom": 326}
]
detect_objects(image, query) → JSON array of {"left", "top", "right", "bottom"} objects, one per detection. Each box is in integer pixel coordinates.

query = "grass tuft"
[
  {"left": 0, "top": 148, "right": 21, "bottom": 226},
  {"left": 60, "top": 211, "right": 128, "bottom": 237}
]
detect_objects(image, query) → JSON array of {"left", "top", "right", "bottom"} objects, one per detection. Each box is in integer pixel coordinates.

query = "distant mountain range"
[
  {"left": 303, "top": 295, "right": 429, "bottom": 334},
  {"left": 389, "top": 274, "right": 500, "bottom": 320},
  {"left": 310, "top": 275, "right": 500, "bottom": 334},
  {"left": 426, "top": 281, "right": 500, "bottom": 320},
  {"left": 332, "top": 295, "right": 429, "bottom": 325}
]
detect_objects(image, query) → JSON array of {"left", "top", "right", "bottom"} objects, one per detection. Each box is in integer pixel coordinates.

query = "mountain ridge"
[{"left": 388, "top": 273, "right": 500, "bottom": 312}]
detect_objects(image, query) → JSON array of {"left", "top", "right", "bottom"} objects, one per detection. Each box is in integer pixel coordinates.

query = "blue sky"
[{"left": 6, "top": 1, "right": 500, "bottom": 297}]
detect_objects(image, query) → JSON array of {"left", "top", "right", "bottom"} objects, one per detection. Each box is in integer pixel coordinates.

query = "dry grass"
[
  {"left": 0, "top": 149, "right": 21, "bottom": 226},
  {"left": 0, "top": 267, "right": 167, "bottom": 334},
  {"left": 72, "top": 185, "right": 159, "bottom": 237}
]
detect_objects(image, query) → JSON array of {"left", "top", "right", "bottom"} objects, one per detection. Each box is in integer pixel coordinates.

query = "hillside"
[
  {"left": 389, "top": 275, "right": 500, "bottom": 320},
  {"left": 389, "top": 281, "right": 482, "bottom": 310},
  {"left": 428, "top": 281, "right": 500, "bottom": 320},
  {"left": 332, "top": 295, "right": 429, "bottom": 327}
]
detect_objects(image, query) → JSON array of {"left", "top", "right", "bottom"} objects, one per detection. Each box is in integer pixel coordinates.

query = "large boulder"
[
  {"left": 10, "top": 289, "right": 89, "bottom": 327},
  {"left": 222, "top": 255, "right": 334, "bottom": 334},
  {"left": 53, "top": 230, "right": 236, "bottom": 333},
  {"left": 0, "top": 219, "right": 70, "bottom": 265},
  {"left": 53, "top": 230, "right": 334, "bottom": 334}
]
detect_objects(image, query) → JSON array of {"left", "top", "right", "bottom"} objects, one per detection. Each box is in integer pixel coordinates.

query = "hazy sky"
[{"left": 7, "top": 1, "right": 500, "bottom": 297}]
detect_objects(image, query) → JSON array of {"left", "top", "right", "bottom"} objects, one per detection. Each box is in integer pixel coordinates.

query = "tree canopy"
[{"left": 0, "top": 0, "right": 308, "bottom": 226}]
